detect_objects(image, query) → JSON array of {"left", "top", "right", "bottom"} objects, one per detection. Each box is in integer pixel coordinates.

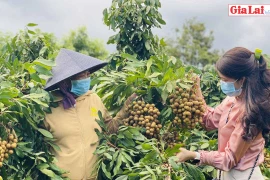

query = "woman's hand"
[
  {"left": 195, "top": 76, "right": 204, "bottom": 99},
  {"left": 117, "top": 93, "right": 137, "bottom": 119},
  {"left": 194, "top": 76, "right": 207, "bottom": 108},
  {"left": 176, "top": 148, "right": 197, "bottom": 162},
  {"left": 124, "top": 93, "right": 137, "bottom": 107}
]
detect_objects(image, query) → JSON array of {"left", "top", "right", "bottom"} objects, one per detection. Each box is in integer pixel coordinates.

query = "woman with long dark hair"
[{"left": 176, "top": 47, "right": 270, "bottom": 179}]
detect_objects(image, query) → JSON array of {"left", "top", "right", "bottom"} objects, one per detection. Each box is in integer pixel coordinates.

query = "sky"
[{"left": 0, "top": 0, "right": 269, "bottom": 54}]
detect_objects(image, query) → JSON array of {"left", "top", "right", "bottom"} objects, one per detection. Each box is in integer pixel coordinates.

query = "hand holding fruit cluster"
[
  {"left": 0, "top": 132, "right": 18, "bottom": 168},
  {"left": 169, "top": 82, "right": 206, "bottom": 129},
  {"left": 123, "top": 100, "right": 162, "bottom": 139}
]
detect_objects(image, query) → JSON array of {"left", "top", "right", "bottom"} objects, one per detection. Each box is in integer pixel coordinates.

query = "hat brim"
[{"left": 44, "top": 62, "right": 107, "bottom": 91}]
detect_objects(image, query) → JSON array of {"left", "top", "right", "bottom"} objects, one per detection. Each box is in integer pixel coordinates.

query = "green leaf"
[
  {"left": 168, "top": 156, "right": 180, "bottom": 170},
  {"left": 145, "top": 6, "right": 151, "bottom": 14},
  {"left": 22, "top": 92, "right": 47, "bottom": 99},
  {"left": 182, "top": 163, "right": 205, "bottom": 180},
  {"left": 25, "top": 176, "right": 33, "bottom": 180},
  {"left": 104, "top": 153, "right": 112, "bottom": 160},
  {"left": 122, "top": 151, "right": 134, "bottom": 164},
  {"left": 137, "top": 16, "right": 142, "bottom": 25},
  {"left": 121, "top": 53, "right": 138, "bottom": 61},
  {"left": 34, "top": 58, "right": 55, "bottom": 68},
  {"left": 150, "top": 0, "right": 155, "bottom": 6},
  {"left": 107, "top": 34, "right": 116, "bottom": 44},
  {"left": 38, "top": 128, "right": 53, "bottom": 138},
  {"left": 133, "top": 133, "right": 145, "bottom": 141},
  {"left": 200, "top": 143, "right": 209, "bottom": 149},
  {"left": 15, "top": 148, "right": 25, "bottom": 158},
  {"left": 40, "top": 169, "right": 56, "bottom": 177},
  {"left": 128, "top": 128, "right": 140, "bottom": 136},
  {"left": 148, "top": 72, "right": 161, "bottom": 78},
  {"left": 145, "top": 58, "right": 152, "bottom": 76},
  {"left": 168, "top": 56, "right": 177, "bottom": 64},
  {"left": 102, "top": 162, "right": 111, "bottom": 179},
  {"left": 32, "top": 99, "right": 49, "bottom": 107},
  {"left": 163, "top": 68, "right": 173, "bottom": 82},
  {"left": 47, "top": 141, "right": 61, "bottom": 152},
  {"left": 141, "top": 143, "right": 153, "bottom": 150},
  {"left": 33, "top": 65, "right": 53, "bottom": 76},
  {"left": 145, "top": 165, "right": 155, "bottom": 175},
  {"left": 113, "top": 152, "right": 122, "bottom": 176},
  {"left": 120, "top": 138, "right": 135, "bottom": 147},
  {"left": 203, "top": 165, "right": 215, "bottom": 173},
  {"left": 123, "top": 130, "right": 133, "bottom": 139},
  {"left": 190, "top": 146, "right": 197, "bottom": 151},
  {"left": 28, "top": 30, "right": 36, "bottom": 35},
  {"left": 165, "top": 144, "right": 182, "bottom": 157},
  {"left": 136, "top": 0, "right": 145, "bottom": 3},
  {"left": 115, "top": 175, "right": 128, "bottom": 180},
  {"left": 166, "top": 81, "right": 173, "bottom": 93},
  {"left": 103, "top": 9, "right": 109, "bottom": 24},
  {"left": 110, "top": 150, "right": 119, "bottom": 168},
  {"left": 27, "top": 23, "right": 38, "bottom": 27},
  {"left": 157, "top": 17, "right": 166, "bottom": 25},
  {"left": 0, "top": 81, "right": 15, "bottom": 88},
  {"left": 161, "top": 90, "right": 168, "bottom": 104},
  {"left": 145, "top": 41, "right": 151, "bottom": 50},
  {"left": 30, "top": 73, "right": 42, "bottom": 82},
  {"left": 37, "top": 163, "right": 50, "bottom": 170},
  {"left": 51, "top": 175, "right": 64, "bottom": 180},
  {"left": 185, "top": 65, "right": 202, "bottom": 74},
  {"left": 178, "top": 82, "right": 191, "bottom": 89},
  {"left": 139, "top": 171, "right": 149, "bottom": 175},
  {"left": 176, "top": 67, "right": 185, "bottom": 78}
]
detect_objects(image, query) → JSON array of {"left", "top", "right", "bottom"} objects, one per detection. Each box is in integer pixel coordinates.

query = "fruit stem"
[
  {"left": 166, "top": 122, "right": 172, "bottom": 133},
  {"left": 12, "top": 129, "right": 18, "bottom": 139},
  {"left": 107, "top": 141, "right": 119, "bottom": 150}
]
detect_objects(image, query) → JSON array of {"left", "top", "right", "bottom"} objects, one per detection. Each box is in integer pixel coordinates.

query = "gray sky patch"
[{"left": 0, "top": 0, "right": 269, "bottom": 54}]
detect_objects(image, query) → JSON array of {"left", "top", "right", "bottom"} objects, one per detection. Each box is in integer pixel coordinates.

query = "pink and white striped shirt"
[{"left": 199, "top": 96, "right": 265, "bottom": 171}]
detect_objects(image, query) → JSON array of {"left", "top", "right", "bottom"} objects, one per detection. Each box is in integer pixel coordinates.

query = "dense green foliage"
[
  {"left": 103, "top": 0, "right": 166, "bottom": 70},
  {"left": 0, "top": 24, "right": 67, "bottom": 180},
  {"left": 94, "top": 113, "right": 207, "bottom": 180},
  {"left": 1, "top": 24, "right": 57, "bottom": 63}
]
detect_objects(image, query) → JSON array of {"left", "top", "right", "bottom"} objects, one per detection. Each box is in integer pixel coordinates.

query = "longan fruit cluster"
[
  {"left": 123, "top": 100, "right": 162, "bottom": 139},
  {"left": 0, "top": 133, "right": 18, "bottom": 168},
  {"left": 168, "top": 84, "right": 205, "bottom": 129}
]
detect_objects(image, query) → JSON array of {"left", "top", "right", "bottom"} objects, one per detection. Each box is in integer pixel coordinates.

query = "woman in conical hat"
[{"left": 44, "top": 48, "right": 136, "bottom": 180}]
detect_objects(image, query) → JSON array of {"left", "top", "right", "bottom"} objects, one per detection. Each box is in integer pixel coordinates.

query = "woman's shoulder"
[{"left": 219, "top": 96, "right": 234, "bottom": 106}]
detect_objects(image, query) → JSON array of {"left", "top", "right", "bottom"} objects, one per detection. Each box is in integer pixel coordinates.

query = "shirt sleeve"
[
  {"left": 199, "top": 120, "right": 251, "bottom": 171},
  {"left": 93, "top": 93, "right": 127, "bottom": 134},
  {"left": 202, "top": 97, "right": 229, "bottom": 131}
]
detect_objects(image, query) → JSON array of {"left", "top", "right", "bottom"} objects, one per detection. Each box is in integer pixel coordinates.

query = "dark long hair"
[{"left": 216, "top": 47, "right": 270, "bottom": 142}]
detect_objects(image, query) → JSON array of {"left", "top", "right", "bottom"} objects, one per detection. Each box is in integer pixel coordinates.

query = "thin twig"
[{"left": 107, "top": 141, "right": 119, "bottom": 150}]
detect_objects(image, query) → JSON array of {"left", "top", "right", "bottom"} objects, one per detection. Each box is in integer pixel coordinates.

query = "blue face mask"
[
  {"left": 220, "top": 80, "right": 242, "bottom": 97},
  {"left": 70, "top": 77, "right": 91, "bottom": 96}
]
